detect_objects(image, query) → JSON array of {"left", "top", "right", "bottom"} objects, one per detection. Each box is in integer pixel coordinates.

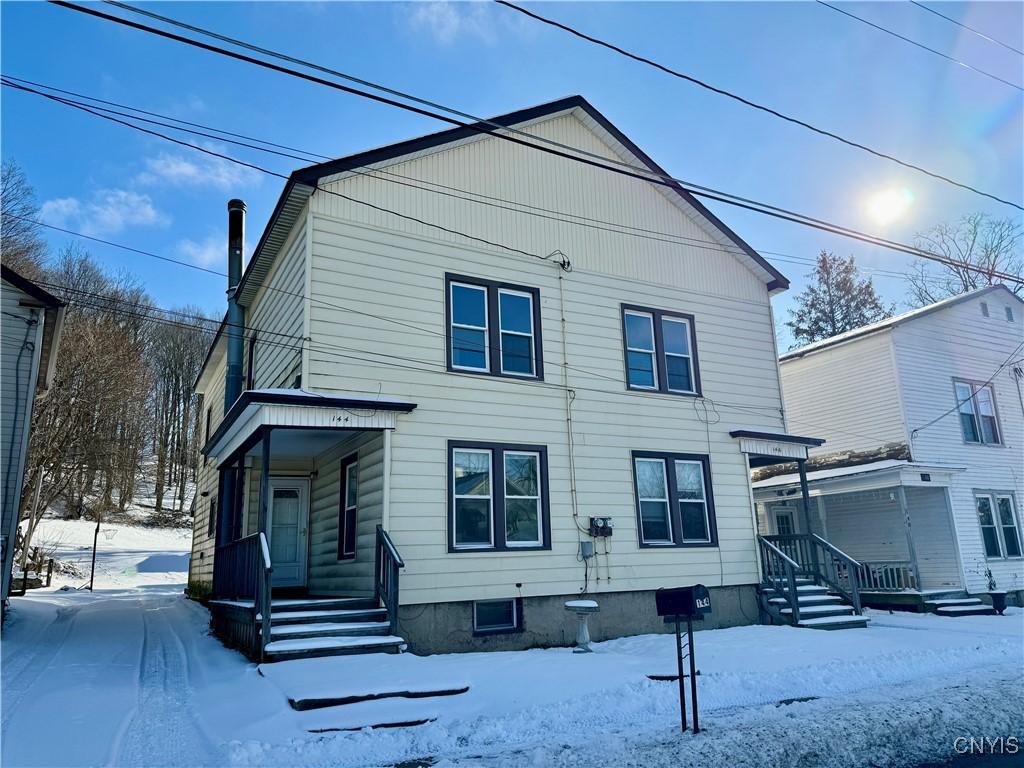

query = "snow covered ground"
[
  {"left": 25, "top": 517, "right": 191, "bottom": 589},
  {"left": 2, "top": 580, "right": 1021, "bottom": 768}
]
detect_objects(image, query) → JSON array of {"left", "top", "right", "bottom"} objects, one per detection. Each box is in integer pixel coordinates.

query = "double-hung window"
[
  {"left": 338, "top": 454, "right": 358, "bottom": 560},
  {"left": 449, "top": 441, "right": 549, "bottom": 551},
  {"left": 632, "top": 451, "right": 717, "bottom": 547},
  {"left": 621, "top": 305, "right": 700, "bottom": 395},
  {"left": 954, "top": 380, "right": 1001, "bottom": 445},
  {"left": 976, "top": 493, "right": 1022, "bottom": 559},
  {"left": 446, "top": 274, "right": 543, "bottom": 380}
]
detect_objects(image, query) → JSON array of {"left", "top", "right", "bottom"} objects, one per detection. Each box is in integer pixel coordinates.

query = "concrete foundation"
[{"left": 397, "top": 584, "right": 760, "bottom": 655}]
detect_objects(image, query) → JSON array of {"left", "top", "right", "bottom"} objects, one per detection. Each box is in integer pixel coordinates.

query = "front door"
[{"left": 268, "top": 478, "right": 309, "bottom": 588}]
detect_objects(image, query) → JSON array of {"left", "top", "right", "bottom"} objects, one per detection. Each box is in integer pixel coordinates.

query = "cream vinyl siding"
[
  {"left": 893, "top": 291, "right": 1024, "bottom": 593},
  {"left": 779, "top": 330, "right": 905, "bottom": 457},
  {"left": 244, "top": 214, "right": 307, "bottom": 389},
  {"left": 300, "top": 114, "right": 785, "bottom": 605},
  {"left": 189, "top": 351, "right": 227, "bottom": 588}
]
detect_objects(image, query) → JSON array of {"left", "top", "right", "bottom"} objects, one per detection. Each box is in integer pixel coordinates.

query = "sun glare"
[{"left": 864, "top": 187, "right": 914, "bottom": 226}]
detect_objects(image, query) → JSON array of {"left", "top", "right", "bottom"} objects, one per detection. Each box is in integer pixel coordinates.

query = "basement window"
[{"left": 473, "top": 598, "right": 521, "bottom": 634}]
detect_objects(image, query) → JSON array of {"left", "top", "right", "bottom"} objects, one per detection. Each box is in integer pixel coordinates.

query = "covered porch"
[
  {"left": 201, "top": 389, "right": 415, "bottom": 660},
  {"left": 752, "top": 460, "right": 966, "bottom": 605}
]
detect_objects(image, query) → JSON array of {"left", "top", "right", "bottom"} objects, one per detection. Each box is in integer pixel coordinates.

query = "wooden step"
[
  {"left": 266, "top": 621, "right": 392, "bottom": 640},
  {"left": 271, "top": 598, "right": 376, "bottom": 612},
  {"left": 797, "top": 615, "right": 869, "bottom": 630},
  {"left": 781, "top": 604, "right": 855, "bottom": 618},
  {"left": 264, "top": 634, "right": 406, "bottom": 660},
  {"left": 934, "top": 604, "right": 996, "bottom": 617},
  {"left": 265, "top": 607, "right": 387, "bottom": 625},
  {"left": 769, "top": 595, "right": 842, "bottom": 607}
]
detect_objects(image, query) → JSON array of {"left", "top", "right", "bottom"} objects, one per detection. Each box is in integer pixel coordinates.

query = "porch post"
[
  {"left": 896, "top": 485, "right": 922, "bottom": 590},
  {"left": 797, "top": 458, "right": 819, "bottom": 574},
  {"left": 258, "top": 428, "right": 272, "bottom": 535}
]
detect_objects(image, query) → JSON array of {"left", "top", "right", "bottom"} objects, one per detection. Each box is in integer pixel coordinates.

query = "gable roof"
[
  {"left": 1, "top": 265, "right": 65, "bottom": 308},
  {"left": 780, "top": 284, "right": 1023, "bottom": 362},
  {"left": 234, "top": 95, "right": 787, "bottom": 308}
]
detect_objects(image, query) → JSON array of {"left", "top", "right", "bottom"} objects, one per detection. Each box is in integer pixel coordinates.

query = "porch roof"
[
  {"left": 752, "top": 459, "right": 966, "bottom": 499},
  {"left": 729, "top": 429, "right": 825, "bottom": 467},
  {"left": 202, "top": 388, "right": 417, "bottom": 462}
]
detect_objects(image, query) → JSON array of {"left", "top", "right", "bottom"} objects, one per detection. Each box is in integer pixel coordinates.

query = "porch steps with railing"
[
  {"left": 261, "top": 598, "right": 405, "bottom": 661},
  {"left": 925, "top": 597, "right": 996, "bottom": 617},
  {"left": 761, "top": 579, "right": 868, "bottom": 630}
]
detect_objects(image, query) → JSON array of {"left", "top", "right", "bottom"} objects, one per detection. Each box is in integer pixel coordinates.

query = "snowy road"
[{"left": 2, "top": 586, "right": 1021, "bottom": 768}]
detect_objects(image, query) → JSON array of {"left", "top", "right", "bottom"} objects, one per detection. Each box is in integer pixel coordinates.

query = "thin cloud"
[
  {"left": 40, "top": 189, "right": 167, "bottom": 237},
  {"left": 137, "top": 143, "right": 262, "bottom": 191},
  {"left": 177, "top": 232, "right": 255, "bottom": 270},
  {"left": 407, "top": 1, "right": 498, "bottom": 45}
]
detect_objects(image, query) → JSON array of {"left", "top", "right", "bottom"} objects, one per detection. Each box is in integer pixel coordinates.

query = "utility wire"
[
  {"left": 816, "top": 1, "right": 1023, "bottom": 92},
  {"left": 5, "top": 76, "right": 1019, "bottom": 287},
  {"left": 908, "top": 1, "right": 1024, "bottom": 57},
  {"left": 494, "top": 0, "right": 1023, "bottom": 207},
  {"left": 50, "top": 0, "right": 1024, "bottom": 215}
]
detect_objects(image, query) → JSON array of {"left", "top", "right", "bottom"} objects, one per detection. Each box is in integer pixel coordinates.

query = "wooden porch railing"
[
  {"left": 855, "top": 560, "right": 918, "bottom": 592},
  {"left": 374, "top": 525, "right": 404, "bottom": 637},
  {"left": 757, "top": 536, "right": 802, "bottom": 624},
  {"left": 212, "top": 532, "right": 273, "bottom": 660},
  {"left": 761, "top": 533, "right": 863, "bottom": 615}
]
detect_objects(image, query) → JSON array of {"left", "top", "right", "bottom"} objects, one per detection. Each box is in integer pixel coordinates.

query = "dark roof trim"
[
  {"left": 1, "top": 265, "right": 66, "bottom": 308},
  {"left": 780, "top": 284, "right": 1022, "bottom": 361},
  {"left": 201, "top": 389, "right": 417, "bottom": 456},
  {"left": 729, "top": 429, "right": 825, "bottom": 447},
  {"left": 285, "top": 95, "right": 787, "bottom": 291}
]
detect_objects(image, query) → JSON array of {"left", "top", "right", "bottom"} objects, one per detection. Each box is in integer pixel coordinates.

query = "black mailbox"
[{"left": 656, "top": 584, "right": 712, "bottom": 618}]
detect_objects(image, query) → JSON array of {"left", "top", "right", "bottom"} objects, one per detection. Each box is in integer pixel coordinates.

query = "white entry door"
[{"left": 268, "top": 478, "right": 309, "bottom": 588}]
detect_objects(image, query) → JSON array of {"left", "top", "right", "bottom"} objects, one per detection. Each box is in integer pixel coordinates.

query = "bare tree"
[
  {"left": 907, "top": 213, "right": 1023, "bottom": 305},
  {"left": 1, "top": 158, "right": 47, "bottom": 278}
]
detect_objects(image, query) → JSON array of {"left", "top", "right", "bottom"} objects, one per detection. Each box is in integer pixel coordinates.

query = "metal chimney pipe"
[{"left": 225, "top": 199, "right": 246, "bottom": 410}]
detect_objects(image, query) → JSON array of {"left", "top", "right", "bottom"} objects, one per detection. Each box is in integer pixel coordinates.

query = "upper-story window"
[
  {"left": 955, "top": 379, "right": 1001, "bottom": 445},
  {"left": 621, "top": 305, "right": 701, "bottom": 395},
  {"left": 446, "top": 274, "right": 543, "bottom": 380},
  {"left": 631, "top": 451, "right": 717, "bottom": 547}
]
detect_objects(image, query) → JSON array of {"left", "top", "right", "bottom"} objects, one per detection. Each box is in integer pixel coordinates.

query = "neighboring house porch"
[
  {"left": 751, "top": 460, "right": 994, "bottom": 614},
  {"left": 199, "top": 389, "right": 416, "bottom": 661}
]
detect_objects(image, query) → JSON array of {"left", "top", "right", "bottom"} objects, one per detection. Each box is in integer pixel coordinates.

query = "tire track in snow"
[{"left": 109, "top": 594, "right": 223, "bottom": 767}]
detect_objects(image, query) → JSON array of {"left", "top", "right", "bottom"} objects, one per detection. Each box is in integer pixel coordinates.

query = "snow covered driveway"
[{"left": 2, "top": 589, "right": 1021, "bottom": 768}]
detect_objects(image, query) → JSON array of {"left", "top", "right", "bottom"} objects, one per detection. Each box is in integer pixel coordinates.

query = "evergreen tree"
[{"left": 786, "top": 251, "right": 894, "bottom": 348}]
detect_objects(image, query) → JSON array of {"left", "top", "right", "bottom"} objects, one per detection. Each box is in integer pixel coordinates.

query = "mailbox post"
[{"left": 655, "top": 584, "right": 712, "bottom": 734}]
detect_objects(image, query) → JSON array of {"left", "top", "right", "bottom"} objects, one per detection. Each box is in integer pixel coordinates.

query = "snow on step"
[
  {"left": 926, "top": 599, "right": 984, "bottom": 607},
  {"left": 272, "top": 598, "right": 371, "bottom": 609},
  {"left": 781, "top": 604, "right": 853, "bottom": 616},
  {"left": 268, "top": 621, "right": 391, "bottom": 638},
  {"left": 769, "top": 595, "right": 841, "bottom": 605},
  {"left": 262, "top": 608, "right": 386, "bottom": 622},
  {"left": 935, "top": 605, "right": 996, "bottom": 614},
  {"left": 264, "top": 635, "right": 405, "bottom": 654},
  {"left": 798, "top": 615, "right": 869, "bottom": 628}
]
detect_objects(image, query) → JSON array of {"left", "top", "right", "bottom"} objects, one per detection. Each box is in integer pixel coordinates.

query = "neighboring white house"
[
  {"left": 754, "top": 285, "right": 1024, "bottom": 604},
  {"left": 188, "top": 96, "right": 860, "bottom": 661},
  {"left": 1, "top": 265, "right": 65, "bottom": 614}
]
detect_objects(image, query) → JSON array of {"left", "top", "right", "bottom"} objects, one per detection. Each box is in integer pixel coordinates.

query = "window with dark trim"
[
  {"left": 631, "top": 451, "right": 717, "bottom": 547},
  {"left": 621, "top": 304, "right": 701, "bottom": 395},
  {"left": 473, "top": 598, "right": 523, "bottom": 635},
  {"left": 954, "top": 379, "right": 1002, "bottom": 445},
  {"left": 246, "top": 332, "right": 258, "bottom": 390},
  {"left": 448, "top": 441, "right": 550, "bottom": 552},
  {"left": 207, "top": 497, "right": 218, "bottom": 538},
  {"left": 976, "top": 492, "right": 1022, "bottom": 559},
  {"left": 338, "top": 453, "right": 358, "bottom": 560},
  {"left": 445, "top": 274, "right": 544, "bottom": 380}
]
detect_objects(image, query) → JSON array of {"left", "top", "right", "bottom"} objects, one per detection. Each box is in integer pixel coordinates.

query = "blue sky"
[{"left": 2, "top": 1, "right": 1021, "bottom": 348}]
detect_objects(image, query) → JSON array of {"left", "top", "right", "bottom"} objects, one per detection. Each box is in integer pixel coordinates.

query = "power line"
[
  {"left": 815, "top": 1, "right": 1023, "bottom": 92},
  {"left": 494, "top": 0, "right": 1023, "bottom": 207},
  {"left": 6, "top": 77, "right": 1020, "bottom": 288},
  {"left": 49, "top": 1, "right": 1024, "bottom": 216},
  {"left": 908, "top": 1, "right": 1024, "bottom": 57}
]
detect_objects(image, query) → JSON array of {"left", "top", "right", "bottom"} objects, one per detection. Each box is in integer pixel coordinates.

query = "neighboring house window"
[
  {"left": 954, "top": 380, "right": 1001, "bottom": 444},
  {"left": 445, "top": 274, "right": 543, "bottom": 380},
  {"left": 448, "top": 441, "right": 550, "bottom": 551},
  {"left": 338, "top": 454, "right": 358, "bottom": 560},
  {"left": 473, "top": 598, "right": 521, "bottom": 634},
  {"left": 208, "top": 497, "right": 217, "bottom": 538},
  {"left": 1006, "top": 306, "right": 1016, "bottom": 322},
  {"left": 632, "top": 451, "right": 717, "bottom": 547},
  {"left": 621, "top": 305, "right": 700, "bottom": 395},
  {"left": 246, "top": 332, "right": 258, "bottom": 389},
  {"left": 980, "top": 301, "right": 989, "bottom": 318},
  {"left": 975, "top": 493, "right": 1022, "bottom": 559}
]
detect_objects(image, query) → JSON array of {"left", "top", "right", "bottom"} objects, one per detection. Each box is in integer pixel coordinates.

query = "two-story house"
[
  {"left": 753, "top": 285, "right": 1024, "bottom": 614},
  {"left": 187, "top": 96, "right": 856, "bottom": 662}
]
